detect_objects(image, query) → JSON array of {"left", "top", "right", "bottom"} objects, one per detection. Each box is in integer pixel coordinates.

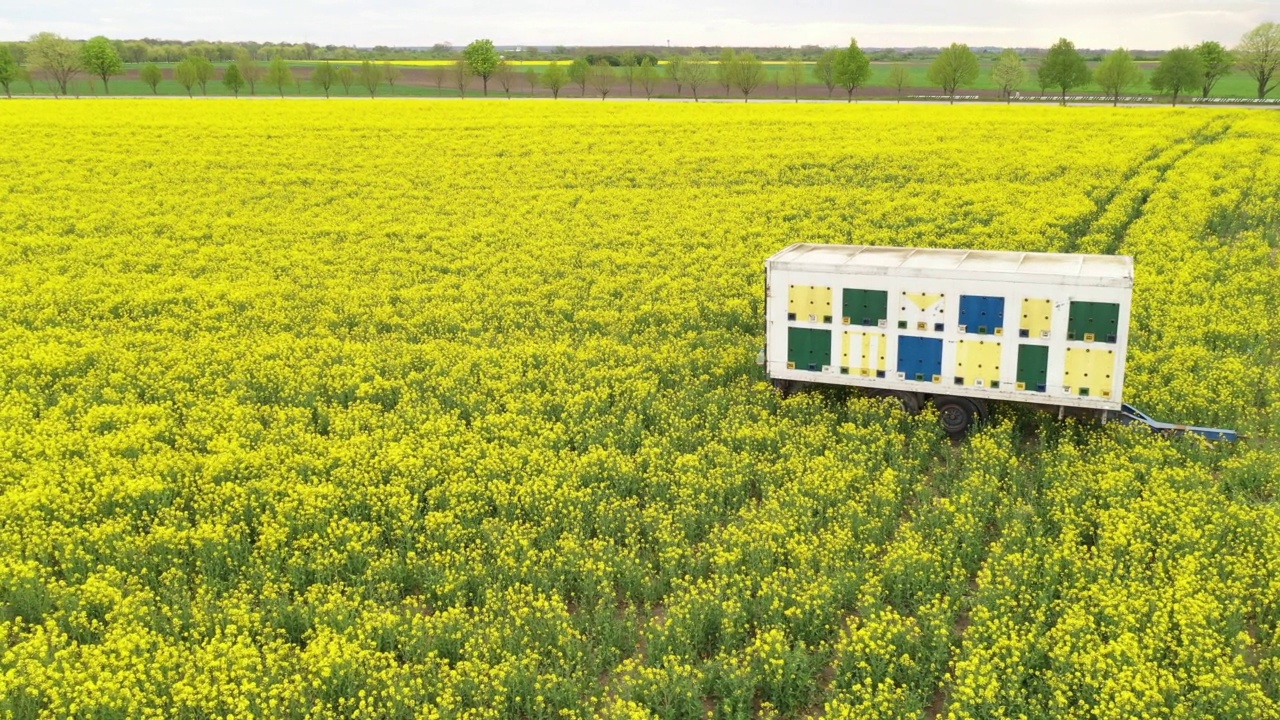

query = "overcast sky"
[{"left": 2, "top": 0, "right": 1276, "bottom": 49}]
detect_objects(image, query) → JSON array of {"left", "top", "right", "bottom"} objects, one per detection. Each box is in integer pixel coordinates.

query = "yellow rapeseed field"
[{"left": 0, "top": 100, "right": 1277, "bottom": 719}]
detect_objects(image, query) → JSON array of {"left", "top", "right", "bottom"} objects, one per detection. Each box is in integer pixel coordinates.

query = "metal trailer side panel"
[{"left": 765, "top": 246, "right": 1134, "bottom": 412}]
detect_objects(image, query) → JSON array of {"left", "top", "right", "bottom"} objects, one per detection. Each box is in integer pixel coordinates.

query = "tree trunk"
[
  {"left": 483, "top": 76, "right": 488, "bottom": 96},
  {"left": 103, "top": 77, "right": 109, "bottom": 94}
]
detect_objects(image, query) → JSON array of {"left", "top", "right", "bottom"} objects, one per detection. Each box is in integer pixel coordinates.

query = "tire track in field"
[{"left": 1064, "top": 117, "right": 1235, "bottom": 257}]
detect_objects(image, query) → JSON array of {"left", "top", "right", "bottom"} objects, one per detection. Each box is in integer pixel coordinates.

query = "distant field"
[{"left": 15, "top": 60, "right": 1277, "bottom": 100}]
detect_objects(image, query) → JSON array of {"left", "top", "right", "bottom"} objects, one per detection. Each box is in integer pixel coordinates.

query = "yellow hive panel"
[
  {"left": 899, "top": 291, "right": 946, "bottom": 329},
  {"left": 1064, "top": 348, "right": 1116, "bottom": 397},
  {"left": 955, "top": 340, "right": 1002, "bottom": 387},
  {"left": 788, "top": 285, "right": 833, "bottom": 323},
  {"left": 841, "top": 331, "right": 887, "bottom": 376},
  {"left": 1021, "top": 298, "right": 1052, "bottom": 338}
]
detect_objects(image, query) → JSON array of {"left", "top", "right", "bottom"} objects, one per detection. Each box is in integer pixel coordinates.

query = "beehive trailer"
[{"left": 761, "top": 244, "right": 1238, "bottom": 441}]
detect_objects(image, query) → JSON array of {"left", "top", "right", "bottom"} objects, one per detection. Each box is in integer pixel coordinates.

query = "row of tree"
[
  {"left": 930, "top": 38, "right": 1245, "bottom": 105},
  {"left": 4, "top": 26, "right": 1278, "bottom": 103}
]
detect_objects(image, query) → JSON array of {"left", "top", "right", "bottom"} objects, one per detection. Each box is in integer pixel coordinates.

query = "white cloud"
[{"left": 1, "top": 0, "right": 1275, "bottom": 48}]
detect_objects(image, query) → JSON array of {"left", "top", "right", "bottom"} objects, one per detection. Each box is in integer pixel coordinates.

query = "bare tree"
[
  {"left": 381, "top": 62, "right": 401, "bottom": 95},
  {"left": 735, "top": 53, "right": 765, "bottom": 102},
  {"left": 665, "top": 55, "right": 685, "bottom": 96},
  {"left": 495, "top": 60, "right": 515, "bottom": 98},
  {"left": 336, "top": 65, "right": 355, "bottom": 95},
  {"left": 887, "top": 64, "right": 910, "bottom": 102},
  {"left": 523, "top": 67, "right": 539, "bottom": 94},
  {"left": 991, "top": 49, "right": 1027, "bottom": 104},
  {"left": 429, "top": 65, "right": 446, "bottom": 91},
  {"left": 237, "top": 49, "right": 263, "bottom": 95},
  {"left": 813, "top": 49, "right": 838, "bottom": 97},
  {"left": 588, "top": 62, "right": 614, "bottom": 100},
  {"left": 637, "top": 57, "right": 658, "bottom": 99},
  {"left": 619, "top": 51, "right": 637, "bottom": 95},
  {"left": 312, "top": 60, "right": 336, "bottom": 98},
  {"left": 781, "top": 57, "right": 805, "bottom": 102},
  {"left": 359, "top": 59, "right": 380, "bottom": 98},
  {"left": 28, "top": 32, "right": 80, "bottom": 96},
  {"left": 683, "top": 53, "right": 711, "bottom": 101},
  {"left": 1236, "top": 22, "right": 1280, "bottom": 99},
  {"left": 451, "top": 59, "right": 471, "bottom": 97}
]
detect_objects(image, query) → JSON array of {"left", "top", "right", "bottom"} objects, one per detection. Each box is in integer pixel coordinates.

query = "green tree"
[
  {"left": 452, "top": 59, "right": 471, "bottom": 97},
  {"left": 1039, "top": 37, "right": 1090, "bottom": 104},
  {"left": 267, "top": 55, "right": 293, "bottom": 97},
  {"left": 1093, "top": 49, "right": 1143, "bottom": 106},
  {"left": 80, "top": 35, "right": 122, "bottom": 94},
  {"left": 1193, "top": 41, "right": 1233, "bottom": 98},
  {"left": 311, "top": 60, "right": 336, "bottom": 97},
  {"left": 665, "top": 55, "right": 685, "bottom": 96},
  {"left": 463, "top": 39, "right": 500, "bottom": 95},
  {"left": 191, "top": 56, "right": 214, "bottom": 95},
  {"left": 236, "top": 49, "right": 263, "bottom": 95},
  {"left": 813, "top": 48, "right": 838, "bottom": 97},
  {"left": 588, "top": 62, "right": 614, "bottom": 99},
  {"left": 336, "top": 65, "right": 355, "bottom": 95},
  {"left": 834, "top": 38, "right": 871, "bottom": 102},
  {"left": 1235, "top": 22, "right": 1280, "bottom": 99},
  {"left": 174, "top": 58, "right": 198, "bottom": 97},
  {"left": 637, "top": 57, "right": 658, "bottom": 99},
  {"left": 927, "top": 42, "right": 980, "bottom": 103},
  {"left": 716, "top": 48, "right": 738, "bottom": 95},
  {"left": 381, "top": 62, "right": 401, "bottom": 95},
  {"left": 735, "top": 53, "right": 765, "bottom": 102},
  {"left": 29, "top": 32, "right": 80, "bottom": 96},
  {"left": 781, "top": 57, "right": 806, "bottom": 102},
  {"left": 359, "top": 59, "right": 380, "bottom": 97},
  {"left": 0, "top": 45, "right": 16, "bottom": 98},
  {"left": 139, "top": 62, "right": 163, "bottom": 94},
  {"left": 887, "top": 64, "right": 911, "bottom": 102},
  {"left": 1150, "top": 46, "right": 1203, "bottom": 105},
  {"left": 990, "top": 49, "right": 1026, "bottom": 103},
  {"left": 683, "top": 54, "right": 712, "bottom": 101},
  {"left": 569, "top": 57, "right": 590, "bottom": 96},
  {"left": 523, "top": 67, "right": 539, "bottom": 94},
  {"left": 541, "top": 61, "right": 566, "bottom": 99},
  {"left": 222, "top": 62, "right": 244, "bottom": 97}
]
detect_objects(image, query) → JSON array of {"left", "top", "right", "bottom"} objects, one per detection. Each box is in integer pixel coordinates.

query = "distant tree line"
[{"left": 2, "top": 24, "right": 1278, "bottom": 104}]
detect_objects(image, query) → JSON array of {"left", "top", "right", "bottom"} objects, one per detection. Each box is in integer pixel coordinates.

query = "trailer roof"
[{"left": 766, "top": 244, "right": 1134, "bottom": 288}]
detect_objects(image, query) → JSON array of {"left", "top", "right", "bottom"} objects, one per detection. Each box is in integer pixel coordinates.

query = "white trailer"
[{"left": 763, "top": 244, "right": 1236, "bottom": 440}]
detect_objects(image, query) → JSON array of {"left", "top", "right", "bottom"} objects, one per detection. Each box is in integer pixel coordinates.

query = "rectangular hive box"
[{"left": 764, "top": 244, "right": 1135, "bottom": 411}]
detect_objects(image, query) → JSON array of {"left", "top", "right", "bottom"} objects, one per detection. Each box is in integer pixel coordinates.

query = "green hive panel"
[
  {"left": 1067, "top": 301, "right": 1121, "bottom": 342},
  {"left": 842, "top": 289, "right": 889, "bottom": 327},
  {"left": 788, "top": 327, "right": 831, "bottom": 371},
  {"left": 1016, "top": 344, "right": 1050, "bottom": 391}
]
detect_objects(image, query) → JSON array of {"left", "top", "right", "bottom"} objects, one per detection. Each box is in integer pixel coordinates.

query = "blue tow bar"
[{"left": 1118, "top": 404, "right": 1239, "bottom": 442}]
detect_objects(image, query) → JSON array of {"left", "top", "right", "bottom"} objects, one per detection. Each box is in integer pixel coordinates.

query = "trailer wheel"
[
  {"left": 935, "top": 396, "right": 980, "bottom": 436},
  {"left": 888, "top": 391, "right": 922, "bottom": 415},
  {"left": 771, "top": 379, "right": 793, "bottom": 398}
]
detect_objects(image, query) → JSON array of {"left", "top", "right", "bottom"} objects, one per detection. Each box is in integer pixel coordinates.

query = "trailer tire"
[
  {"left": 889, "top": 391, "right": 923, "bottom": 415},
  {"left": 935, "top": 396, "right": 980, "bottom": 436}
]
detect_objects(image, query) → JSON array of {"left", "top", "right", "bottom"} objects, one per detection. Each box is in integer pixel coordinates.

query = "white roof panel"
[{"left": 767, "top": 243, "right": 1133, "bottom": 288}]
